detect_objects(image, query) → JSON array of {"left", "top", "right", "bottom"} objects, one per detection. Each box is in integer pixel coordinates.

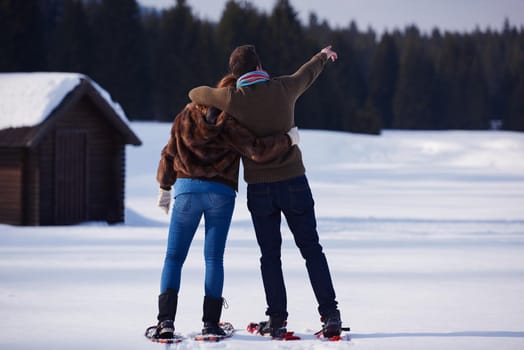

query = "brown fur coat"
[{"left": 157, "top": 103, "right": 291, "bottom": 191}]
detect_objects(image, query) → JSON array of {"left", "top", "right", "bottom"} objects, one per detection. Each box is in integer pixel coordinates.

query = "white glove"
[
  {"left": 157, "top": 188, "right": 171, "bottom": 214},
  {"left": 287, "top": 126, "right": 300, "bottom": 146}
]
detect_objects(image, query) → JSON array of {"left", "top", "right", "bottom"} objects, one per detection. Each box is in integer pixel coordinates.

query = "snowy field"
[{"left": 1, "top": 123, "right": 524, "bottom": 350}]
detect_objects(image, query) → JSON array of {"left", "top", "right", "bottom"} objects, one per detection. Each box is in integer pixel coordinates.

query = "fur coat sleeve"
[{"left": 156, "top": 121, "right": 178, "bottom": 190}]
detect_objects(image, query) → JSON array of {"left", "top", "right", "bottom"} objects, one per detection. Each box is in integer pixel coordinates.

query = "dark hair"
[
  {"left": 217, "top": 73, "right": 237, "bottom": 88},
  {"left": 229, "top": 45, "right": 261, "bottom": 78}
]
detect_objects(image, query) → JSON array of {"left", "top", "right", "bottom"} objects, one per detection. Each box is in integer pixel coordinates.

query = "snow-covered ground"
[{"left": 1, "top": 123, "right": 524, "bottom": 350}]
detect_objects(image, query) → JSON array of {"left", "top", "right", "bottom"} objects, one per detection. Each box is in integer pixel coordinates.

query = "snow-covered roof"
[{"left": 0, "top": 72, "right": 129, "bottom": 130}]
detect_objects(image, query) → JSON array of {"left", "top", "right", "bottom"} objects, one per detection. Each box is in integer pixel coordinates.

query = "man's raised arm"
[{"left": 285, "top": 45, "right": 338, "bottom": 97}]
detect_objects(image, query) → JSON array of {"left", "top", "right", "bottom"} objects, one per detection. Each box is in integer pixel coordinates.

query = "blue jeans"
[
  {"left": 247, "top": 175, "right": 338, "bottom": 318},
  {"left": 160, "top": 192, "right": 235, "bottom": 298}
]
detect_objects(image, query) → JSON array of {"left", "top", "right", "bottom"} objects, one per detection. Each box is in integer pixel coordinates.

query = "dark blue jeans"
[{"left": 247, "top": 175, "right": 338, "bottom": 318}]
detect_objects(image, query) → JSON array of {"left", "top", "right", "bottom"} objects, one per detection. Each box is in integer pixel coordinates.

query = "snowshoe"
[
  {"left": 322, "top": 310, "right": 343, "bottom": 338},
  {"left": 315, "top": 310, "right": 350, "bottom": 341},
  {"left": 202, "top": 321, "right": 227, "bottom": 336},
  {"left": 314, "top": 327, "right": 351, "bottom": 341},
  {"left": 194, "top": 321, "right": 234, "bottom": 341},
  {"left": 145, "top": 322, "right": 183, "bottom": 344},
  {"left": 247, "top": 321, "right": 300, "bottom": 340}
]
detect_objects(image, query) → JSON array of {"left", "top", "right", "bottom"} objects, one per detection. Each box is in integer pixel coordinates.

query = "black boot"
[
  {"left": 155, "top": 289, "right": 178, "bottom": 339},
  {"left": 202, "top": 296, "right": 226, "bottom": 336},
  {"left": 321, "top": 309, "right": 342, "bottom": 338},
  {"left": 259, "top": 315, "right": 287, "bottom": 338}
]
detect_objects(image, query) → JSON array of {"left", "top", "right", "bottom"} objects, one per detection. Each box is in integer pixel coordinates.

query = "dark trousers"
[{"left": 247, "top": 175, "right": 338, "bottom": 318}]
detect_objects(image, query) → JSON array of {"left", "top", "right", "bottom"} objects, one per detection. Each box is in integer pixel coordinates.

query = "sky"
[{"left": 137, "top": 0, "right": 524, "bottom": 34}]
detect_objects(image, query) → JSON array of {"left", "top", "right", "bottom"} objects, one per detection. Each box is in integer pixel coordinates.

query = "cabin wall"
[
  {"left": 109, "top": 142, "right": 125, "bottom": 223},
  {"left": 38, "top": 131, "right": 54, "bottom": 225},
  {"left": 22, "top": 150, "right": 40, "bottom": 225},
  {"left": 37, "top": 96, "right": 126, "bottom": 225},
  {"left": 0, "top": 148, "right": 23, "bottom": 225}
]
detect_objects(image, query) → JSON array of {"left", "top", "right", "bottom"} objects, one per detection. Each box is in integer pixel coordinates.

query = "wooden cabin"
[{"left": 0, "top": 73, "right": 141, "bottom": 225}]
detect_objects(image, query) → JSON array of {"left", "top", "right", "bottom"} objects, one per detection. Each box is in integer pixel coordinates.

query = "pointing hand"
[{"left": 321, "top": 45, "right": 338, "bottom": 62}]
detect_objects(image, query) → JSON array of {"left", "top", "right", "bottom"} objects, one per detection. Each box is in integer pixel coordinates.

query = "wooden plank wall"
[
  {"left": 38, "top": 131, "right": 56, "bottom": 225},
  {"left": 22, "top": 150, "right": 40, "bottom": 225},
  {"left": 0, "top": 149, "right": 23, "bottom": 225},
  {"left": 54, "top": 130, "right": 87, "bottom": 224},
  {"left": 107, "top": 141, "right": 125, "bottom": 223},
  {"left": 37, "top": 96, "right": 126, "bottom": 224}
]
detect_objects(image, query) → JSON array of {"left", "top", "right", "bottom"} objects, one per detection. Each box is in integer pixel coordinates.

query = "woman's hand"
[{"left": 157, "top": 188, "right": 171, "bottom": 214}]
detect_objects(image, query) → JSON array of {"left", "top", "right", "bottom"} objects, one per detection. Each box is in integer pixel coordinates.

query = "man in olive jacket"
[{"left": 189, "top": 44, "right": 344, "bottom": 338}]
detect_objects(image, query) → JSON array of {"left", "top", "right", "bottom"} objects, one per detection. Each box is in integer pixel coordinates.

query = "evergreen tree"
[
  {"left": 89, "top": 0, "right": 150, "bottom": 119},
  {"left": 148, "top": 0, "right": 202, "bottom": 120},
  {"left": 315, "top": 30, "right": 369, "bottom": 132},
  {"left": 506, "top": 31, "right": 524, "bottom": 130},
  {"left": 0, "top": 0, "right": 10, "bottom": 70},
  {"left": 461, "top": 35, "right": 489, "bottom": 129},
  {"left": 393, "top": 26, "right": 437, "bottom": 129},
  {"left": 47, "top": 0, "right": 92, "bottom": 74},
  {"left": 215, "top": 0, "right": 268, "bottom": 70},
  {"left": 435, "top": 34, "right": 488, "bottom": 129},
  {"left": 306, "top": 12, "right": 331, "bottom": 45},
  {"left": 481, "top": 30, "right": 511, "bottom": 124},
  {"left": 0, "top": 0, "right": 46, "bottom": 71},
  {"left": 507, "top": 66, "right": 524, "bottom": 131},
  {"left": 266, "top": 0, "right": 308, "bottom": 74},
  {"left": 368, "top": 32, "right": 399, "bottom": 128},
  {"left": 194, "top": 19, "right": 221, "bottom": 86}
]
